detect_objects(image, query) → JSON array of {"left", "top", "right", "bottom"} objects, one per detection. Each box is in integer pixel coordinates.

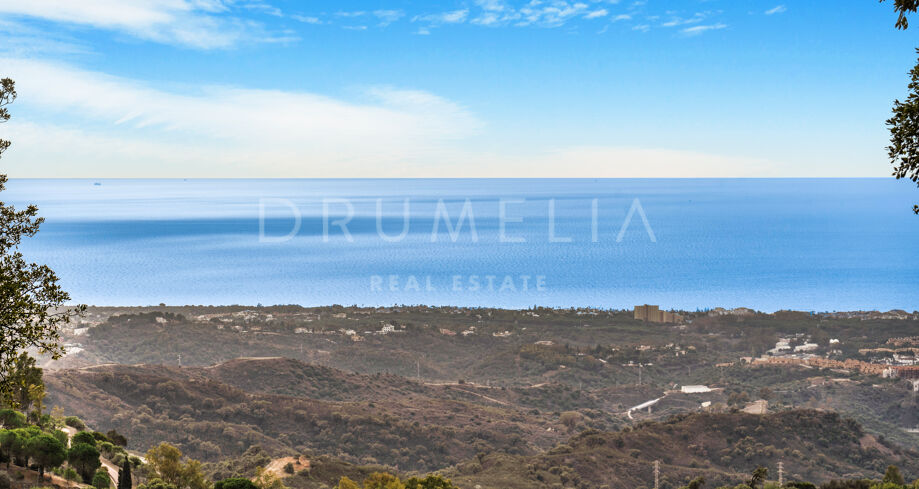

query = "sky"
[{"left": 0, "top": 0, "right": 917, "bottom": 177}]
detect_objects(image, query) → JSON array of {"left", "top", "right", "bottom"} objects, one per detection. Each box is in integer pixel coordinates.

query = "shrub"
[
  {"left": 73, "top": 431, "right": 97, "bottom": 446},
  {"left": 92, "top": 470, "right": 112, "bottom": 489},
  {"left": 106, "top": 430, "right": 128, "bottom": 447},
  {"left": 0, "top": 411, "right": 25, "bottom": 429},
  {"left": 283, "top": 462, "right": 294, "bottom": 474},
  {"left": 52, "top": 430, "right": 68, "bottom": 446},
  {"left": 214, "top": 478, "right": 258, "bottom": 489},
  {"left": 0, "top": 471, "right": 10, "bottom": 489},
  {"left": 92, "top": 432, "right": 111, "bottom": 443},
  {"left": 64, "top": 416, "right": 87, "bottom": 431}
]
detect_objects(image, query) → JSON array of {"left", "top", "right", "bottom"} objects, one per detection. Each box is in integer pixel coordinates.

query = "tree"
[
  {"left": 108, "top": 429, "right": 128, "bottom": 447},
  {"left": 883, "top": 465, "right": 905, "bottom": 486},
  {"left": 336, "top": 477, "right": 360, "bottom": 489},
  {"left": 93, "top": 470, "right": 113, "bottom": 489},
  {"left": 749, "top": 467, "right": 768, "bottom": 489},
  {"left": 886, "top": 49, "right": 919, "bottom": 214},
  {"left": 404, "top": 475, "right": 459, "bottom": 489},
  {"left": 26, "top": 433, "right": 66, "bottom": 479},
  {"left": 362, "top": 473, "right": 404, "bottom": 489},
  {"left": 884, "top": 0, "right": 919, "bottom": 29},
  {"left": 139, "top": 479, "right": 178, "bottom": 489},
  {"left": 681, "top": 477, "right": 705, "bottom": 489},
  {"left": 10, "top": 426, "right": 38, "bottom": 466},
  {"left": 146, "top": 443, "right": 184, "bottom": 487},
  {"left": 119, "top": 456, "right": 133, "bottom": 489},
  {"left": 0, "top": 78, "right": 84, "bottom": 397},
  {"left": 0, "top": 353, "right": 44, "bottom": 414},
  {"left": 145, "top": 442, "right": 210, "bottom": 489},
  {"left": 214, "top": 478, "right": 257, "bottom": 489},
  {"left": 253, "top": 466, "right": 286, "bottom": 489},
  {"left": 69, "top": 441, "right": 102, "bottom": 482},
  {"left": 0, "top": 429, "right": 18, "bottom": 468},
  {"left": 0, "top": 409, "right": 25, "bottom": 429},
  {"left": 51, "top": 429, "right": 68, "bottom": 446},
  {"left": 73, "top": 431, "right": 98, "bottom": 447},
  {"left": 0, "top": 78, "right": 12, "bottom": 159},
  {"left": 62, "top": 467, "right": 80, "bottom": 482},
  {"left": 183, "top": 459, "right": 211, "bottom": 489}
]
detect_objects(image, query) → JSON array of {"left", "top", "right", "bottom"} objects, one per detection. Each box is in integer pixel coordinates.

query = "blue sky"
[{"left": 0, "top": 0, "right": 916, "bottom": 177}]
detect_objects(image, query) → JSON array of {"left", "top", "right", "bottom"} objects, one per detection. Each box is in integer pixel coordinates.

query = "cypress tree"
[{"left": 118, "top": 458, "right": 132, "bottom": 489}]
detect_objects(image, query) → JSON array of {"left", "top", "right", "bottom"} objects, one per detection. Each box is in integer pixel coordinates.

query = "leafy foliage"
[
  {"left": 93, "top": 469, "right": 112, "bottom": 489},
  {"left": 886, "top": 49, "right": 919, "bottom": 213},
  {"left": 214, "top": 478, "right": 257, "bottom": 489},
  {"left": 0, "top": 78, "right": 13, "bottom": 158},
  {"left": 145, "top": 442, "right": 211, "bottom": 489},
  {"left": 26, "top": 433, "right": 66, "bottom": 479},
  {"left": 883, "top": 0, "right": 919, "bottom": 29},
  {"left": 68, "top": 441, "right": 102, "bottom": 482},
  {"left": 0, "top": 77, "right": 84, "bottom": 398}
]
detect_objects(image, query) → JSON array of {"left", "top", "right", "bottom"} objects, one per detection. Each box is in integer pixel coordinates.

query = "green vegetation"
[
  {"left": 0, "top": 77, "right": 83, "bottom": 397},
  {"left": 333, "top": 473, "right": 458, "bottom": 489},
  {"left": 214, "top": 478, "right": 257, "bottom": 489},
  {"left": 68, "top": 439, "right": 102, "bottom": 482},
  {"left": 94, "top": 469, "right": 113, "bottom": 489},
  {"left": 145, "top": 442, "right": 210, "bottom": 489},
  {"left": 26, "top": 433, "right": 66, "bottom": 479}
]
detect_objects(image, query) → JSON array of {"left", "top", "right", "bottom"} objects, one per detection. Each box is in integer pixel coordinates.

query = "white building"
[{"left": 681, "top": 385, "right": 712, "bottom": 394}]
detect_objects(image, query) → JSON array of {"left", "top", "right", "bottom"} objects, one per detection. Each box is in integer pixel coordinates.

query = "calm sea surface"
[{"left": 6, "top": 178, "right": 918, "bottom": 311}]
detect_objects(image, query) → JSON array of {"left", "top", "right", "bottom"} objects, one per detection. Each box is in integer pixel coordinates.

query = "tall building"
[
  {"left": 634, "top": 304, "right": 660, "bottom": 321},
  {"left": 634, "top": 305, "right": 682, "bottom": 324}
]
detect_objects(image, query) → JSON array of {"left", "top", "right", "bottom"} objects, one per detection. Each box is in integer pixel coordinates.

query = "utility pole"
[
  {"left": 416, "top": 359, "right": 421, "bottom": 380},
  {"left": 653, "top": 460, "right": 660, "bottom": 489},
  {"left": 638, "top": 364, "right": 643, "bottom": 385},
  {"left": 778, "top": 461, "right": 784, "bottom": 487},
  {"left": 177, "top": 353, "right": 182, "bottom": 367}
]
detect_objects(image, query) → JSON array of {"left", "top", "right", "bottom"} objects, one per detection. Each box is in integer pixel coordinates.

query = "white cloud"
[
  {"left": 291, "top": 14, "right": 322, "bottom": 25},
  {"left": 661, "top": 12, "right": 706, "bottom": 28},
  {"left": 1, "top": 58, "right": 482, "bottom": 177},
  {"left": 765, "top": 5, "right": 787, "bottom": 15},
  {"left": 632, "top": 24, "right": 649, "bottom": 32},
  {"left": 243, "top": 2, "right": 283, "bottom": 18},
  {"left": 414, "top": 9, "right": 469, "bottom": 25},
  {"left": 681, "top": 23, "right": 726, "bottom": 36},
  {"left": 0, "top": 58, "right": 811, "bottom": 178},
  {"left": 516, "top": 2, "right": 591, "bottom": 27},
  {"left": 373, "top": 10, "right": 404, "bottom": 26},
  {"left": 585, "top": 9, "right": 608, "bottom": 19},
  {"left": 612, "top": 14, "right": 631, "bottom": 21},
  {"left": 0, "top": 0, "right": 281, "bottom": 49}
]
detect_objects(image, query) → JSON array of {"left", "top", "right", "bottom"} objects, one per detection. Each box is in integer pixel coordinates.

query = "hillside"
[
  {"left": 43, "top": 359, "right": 598, "bottom": 471},
  {"left": 446, "top": 410, "right": 919, "bottom": 489}
]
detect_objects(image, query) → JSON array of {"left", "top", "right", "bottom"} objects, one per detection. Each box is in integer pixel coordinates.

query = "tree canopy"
[
  {"left": 69, "top": 440, "right": 102, "bottom": 482},
  {"left": 886, "top": 50, "right": 919, "bottom": 214},
  {"left": 214, "top": 478, "right": 256, "bottom": 489},
  {"left": 883, "top": 0, "right": 919, "bottom": 29},
  {"left": 0, "top": 77, "right": 84, "bottom": 396},
  {"left": 883, "top": 2, "right": 919, "bottom": 212},
  {"left": 145, "top": 442, "right": 211, "bottom": 489},
  {"left": 26, "top": 432, "right": 66, "bottom": 479}
]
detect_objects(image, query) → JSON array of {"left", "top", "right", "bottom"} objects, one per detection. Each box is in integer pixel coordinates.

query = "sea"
[{"left": 5, "top": 178, "right": 918, "bottom": 312}]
